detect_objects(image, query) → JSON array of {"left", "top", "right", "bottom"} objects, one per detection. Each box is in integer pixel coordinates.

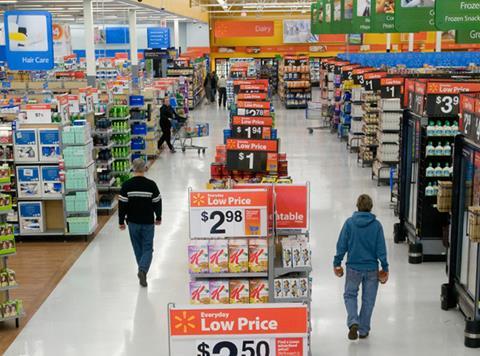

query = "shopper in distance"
[
  {"left": 333, "top": 194, "right": 389, "bottom": 340},
  {"left": 158, "top": 95, "right": 180, "bottom": 153},
  {"left": 119, "top": 158, "right": 162, "bottom": 287},
  {"left": 217, "top": 75, "right": 227, "bottom": 109}
]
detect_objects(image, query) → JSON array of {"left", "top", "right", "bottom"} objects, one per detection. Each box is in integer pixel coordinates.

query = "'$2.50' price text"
[
  {"left": 201, "top": 210, "right": 243, "bottom": 234},
  {"left": 197, "top": 340, "right": 270, "bottom": 356}
]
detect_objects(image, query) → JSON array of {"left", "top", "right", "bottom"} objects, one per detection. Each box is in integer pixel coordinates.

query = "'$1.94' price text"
[
  {"left": 197, "top": 340, "right": 270, "bottom": 356},
  {"left": 201, "top": 210, "right": 243, "bottom": 234}
]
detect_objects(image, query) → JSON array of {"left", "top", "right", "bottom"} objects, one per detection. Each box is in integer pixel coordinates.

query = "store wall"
[{"left": 186, "top": 23, "right": 210, "bottom": 48}]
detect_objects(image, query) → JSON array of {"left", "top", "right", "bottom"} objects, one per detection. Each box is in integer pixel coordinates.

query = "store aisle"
[{"left": 5, "top": 99, "right": 476, "bottom": 356}]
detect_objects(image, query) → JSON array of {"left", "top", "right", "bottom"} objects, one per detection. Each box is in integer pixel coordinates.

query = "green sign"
[
  {"left": 456, "top": 29, "right": 480, "bottom": 43},
  {"left": 352, "top": 0, "right": 373, "bottom": 33},
  {"left": 394, "top": 0, "right": 436, "bottom": 32},
  {"left": 436, "top": 0, "right": 480, "bottom": 30},
  {"left": 371, "top": 0, "right": 396, "bottom": 32},
  {"left": 311, "top": 3, "right": 320, "bottom": 34},
  {"left": 330, "top": 0, "right": 353, "bottom": 34},
  {"left": 324, "top": 0, "right": 333, "bottom": 33}
]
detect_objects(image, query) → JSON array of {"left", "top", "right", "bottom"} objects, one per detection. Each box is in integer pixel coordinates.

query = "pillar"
[
  {"left": 174, "top": 19, "right": 180, "bottom": 50},
  {"left": 129, "top": 9, "right": 139, "bottom": 88},
  {"left": 84, "top": 0, "right": 96, "bottom": 86},
  {"left": 386, "top": 33, "right": 392, "bottom": 52},
  {"left": 408, "top": 33, "right": 414, "bottom": 52},
  {"left": 435, "top": 31, "right": 442, "bottom": 52}
]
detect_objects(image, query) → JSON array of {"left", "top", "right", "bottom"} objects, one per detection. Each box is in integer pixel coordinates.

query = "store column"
[
  {"left": 174, "top": 19, "right": 180, "bottom": 51},
  {"left": 129, "top": 9, "right": 139, "bottom": 89},
  {"left": 408, "top": 33, "right": 414, "bottom": 52},
  {"left": 84, "top": 0, "right": 96, "bottom": 86},
  {"left": 386, "top": 33, "right": 392, "bottom": 53},
  {"left": 435, "top": 32, "right": 442, "bottom": 52}
]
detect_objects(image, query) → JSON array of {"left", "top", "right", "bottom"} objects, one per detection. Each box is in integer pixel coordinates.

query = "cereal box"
[
  {"left": 282, "top": 240, "right": 293, "bottom": 268},
  {"left": 274, "top": 279, "right": 283, "bottom": 299},
  {"left": 209, "top": 280, "right": 229, "bottom": 304},
  {"left": 249, "top": 279, "right": 269, "bottom": 303},
  {"left": 229, "top": 279, "right": 249, "bottom": 304},
  {"left": 208, "top": 240, "right": 229, "bottom": 273},
  {"left": 188, "top": 241, "right": 209, "bottom": 274},
  {"left": 245, "top": 209, "right": 261, "bottom": 235},
  {"left": 298, "top": 278, "right": 309, "bottom": 298},
  {"left": 228, "top": 239, "right": 248, "bottom": 273},
  {"left": 290, "top": 279, "right": 300, "bottom": 298},
  {"left": 282, "top": 279, "right": 293, "bottom": 298},
  {"left": 189, "top": 281, "right": 210, "bottom": 305},
  {"left": 248, "top": 239, "right": 268, "bottom": 272},
  {"left": 292, "top": 241, "right": 302, "bottom": 267}
]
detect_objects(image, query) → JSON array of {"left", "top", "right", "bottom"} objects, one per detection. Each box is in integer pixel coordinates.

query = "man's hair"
[
  {"left": 132, "top": 158, "right": 147, "bottom": 173},
  {"left": 357, "top": 194, "right": 373, "bottom": 212}
]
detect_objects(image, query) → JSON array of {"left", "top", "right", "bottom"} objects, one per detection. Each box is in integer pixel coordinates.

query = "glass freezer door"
[{"left": 406, "top": 118, "right": 419, "bottom": 228}]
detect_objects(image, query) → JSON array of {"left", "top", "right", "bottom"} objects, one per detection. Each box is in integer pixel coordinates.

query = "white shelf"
[
  {"left": 191, "top": 272, "right": 268, "bottom": 279},
  {"left": 0, "top": 284, "right": 18, "bottom": 292}
]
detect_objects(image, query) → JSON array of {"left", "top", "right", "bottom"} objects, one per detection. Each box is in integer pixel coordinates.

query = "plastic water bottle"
[
  {"left": 426, "top": 142, "right": 435, "bottom": 156},
  {"left": 426, "top": 163, "right": 435, "bottom": 177}
]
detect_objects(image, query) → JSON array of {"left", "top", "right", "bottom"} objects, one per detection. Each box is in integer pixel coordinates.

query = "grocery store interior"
[{"left": 0, "top": 0, "right": 479, "bottom": 355}]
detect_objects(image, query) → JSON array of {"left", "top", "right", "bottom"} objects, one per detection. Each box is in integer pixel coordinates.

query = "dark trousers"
[
  {"left": 128, "top": 223, "right": 155, "bottom": 273},
  {"left": 158, "top": 128, "right": 173, "bottom": 150},
  {"left": 218, "top": 87, "right": 227, "bottom": 107},
  {"left": 211, "top": 87, "right": 216, "bottom": 102}
]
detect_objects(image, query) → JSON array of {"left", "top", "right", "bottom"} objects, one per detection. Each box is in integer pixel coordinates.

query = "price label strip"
[
  {"left": 425, "top": 82, "right": 480, "bottom": 118},
  {"left": 169, "top": 304, "right": 309, "bottom": 356},
  {"left": 380, "top": 77, "right": 405, "bottom": 99},
  {"left": 25, "top": 104, "right": 52, "bottom": 124},
  {"left": 189, "top": 189, "right": 269, "bottom": 239}
]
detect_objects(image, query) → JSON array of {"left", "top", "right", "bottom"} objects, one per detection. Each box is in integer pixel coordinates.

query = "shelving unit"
[
  {"left": 348, "top": 87, "right": 364, "bottom": 152},
  {"left": 310, "top": 57, "right": 321, "bottom": 87},
  {"left": 279, "top": 56, "right": 311, "bottom": 109},
  {"left": 167, "top": 58, "right": 206, "bottom": 110},
  {"left": 359, "top": 93, "right": 380, "bottom": 167}
]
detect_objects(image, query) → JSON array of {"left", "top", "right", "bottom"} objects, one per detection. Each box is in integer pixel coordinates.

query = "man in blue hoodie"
[{"left": 334, "top": 194, "right": 389, "bottom": 340}]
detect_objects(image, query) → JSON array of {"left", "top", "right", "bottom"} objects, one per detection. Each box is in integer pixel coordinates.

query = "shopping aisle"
[{"left": 5, "top": 99, "right": 476, "bottom": 356}]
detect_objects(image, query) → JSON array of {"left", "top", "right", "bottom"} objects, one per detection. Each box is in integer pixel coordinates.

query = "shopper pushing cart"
[{"left": 158, "top": 95, "right": 184, "bottom": 153}]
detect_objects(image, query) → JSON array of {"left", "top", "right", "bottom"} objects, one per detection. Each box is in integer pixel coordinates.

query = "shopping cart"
[
  {"left": 171, "top": 117, "right": 209, "bottom": 154},
  {"left": 306, "top": 100, "right": 330, "bottom": 133}
]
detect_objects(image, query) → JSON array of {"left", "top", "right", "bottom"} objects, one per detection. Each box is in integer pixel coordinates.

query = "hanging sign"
[
  {"left": 371, "top": 0, "right": 396, "bottom": 32},
  {"left": 56, "top": 94, "right": 70, "bottom": 123},
  {"left": 25, "top": 104, "right": 51, "bottom": 124},
  {"left": 459, "top": 94, "right": 478, "bottom": 143},
  {"left": 425, "top": 82, "right": 480, "bottom": 118},
  {"left": 435, "top": 0, "right": 480, "bottom": 31},
  {"left": 147, "top": 27, "right": 171, "bottom": 49},
  {"left": 352, "top": 0, "right": 373, "bottom": 33},
  {"left": 394, "top": 0, "right": 436, "bottom": 32},
  {"left": 4, "top": 11, "right": 54, "bottom": 70},
  {"left": 226, "top": 138, "right": 278, "bottom": 173},
  {"left": 189, "top": 189, "right": 268, "bottom": 239},
  {"left": 168, "top": 304, "right": 309, "bottom": 356},
  {"left": 455, "top": 29, "right": 480, "bottom": 44},
  {"left": 330, "top": 0, "right": 353, "bottom": 34},
  {"left": 380, "top": 77, "right": 405, "bottom": 99},
  {"left": 275, "top": 184, "right": 310, "bottom": 231}
]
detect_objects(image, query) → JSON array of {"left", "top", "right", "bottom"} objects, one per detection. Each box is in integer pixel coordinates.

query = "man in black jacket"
[
  {"left": 158, "top": 96, "right": 177, "bottom": 153},
  {"left": 119, "top": 158, "right": 162, "bottom": 287}
]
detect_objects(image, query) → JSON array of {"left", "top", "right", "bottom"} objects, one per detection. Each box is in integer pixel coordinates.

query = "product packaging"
[
  {"left": 248, "top": 239, "right": 268, "bottom": 272},
  {"left": 188, "top": 241, "right": 209, "bottom": 274},
  {"left": 41, "top": 166, "right": 63, "bottom": 197},
  {"left": 189, "top": 281, "right": 210, "bottom": 305},
  {"left": 14, "top": 129, "right": 39, "bottom": 162},
  {"left": 209, "top": 280, "right": 229, "bottom": 304},
  {"left": 282, "top": 279, "right": 293, "bottom": 298},
  {"left": 229, "top": 279, "right": 249, "bottom": 304},
  {"left": 228, "top": 239, "right": 248, "bottom": 273},
  {"left": 282, "top": 240, "right": 293, "bottom": 268},
  {"left": 208, "top": 240, "right": 229, "bottom": 273},
  {"left": 18, "top": 201, "right": 45, "bottom": 234},
  {"left": 244, "top": 209, "right": 261, "bottom": 235},
  {"left": 38, "top": 129, "right": 61, "bottom": 162},
  {"left": 298, "top": 278, "right": 309, "bottom": 298},
  {"left": 249, "top": 279, "right": 269, "bottom": 303},
  {"left": 17, "top": 166, "right": 41, "bottom": 198},
  {"left": 274, "top": 279, "right": 283, "bottom": 299}
]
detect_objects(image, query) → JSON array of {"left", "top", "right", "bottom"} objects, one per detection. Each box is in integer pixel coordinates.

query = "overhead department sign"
[{"left": 435, "top": 0, "right": 480, "bottom": 30}]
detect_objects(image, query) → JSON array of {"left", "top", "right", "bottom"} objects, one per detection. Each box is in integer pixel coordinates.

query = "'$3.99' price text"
[
  {"left": 197, "top": 340, "right": 270, "bottom": 356},
  {"left": 201, "top": 210, "right": 243, "bottom": 234}
]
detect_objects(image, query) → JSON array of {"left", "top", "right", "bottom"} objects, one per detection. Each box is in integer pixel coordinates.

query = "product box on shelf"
[
  {"left": 66, "top": 209, "right": 97, "bottom": 234},
  {"left": 0, "top": 234, "right": 15, "bottom": 255},
  {"left": 16, "top": 166, "right": 41, "bottom": 198},
  {"left": 189, "top": 280, "right": 210, "bottom": 305},
  {"left": 209, "top": 280, "right": 230, "bottom": 304},
  {"left": 208, "top": 240, "right": 229, "bottom": 273},
  {"left": 41, "top": 166, "right": 62, "bottom": 197},
  {"left": 188, "top": 240, "right": 209, "bottom": 274},
  {"left": 248, "top": 239, "right": 268, "bottom": 272},
  {"left": 228, "top": 239, "right": 248, "bottom": 273},
  {"left": 229, "top": 279, "right": 249, "bottom": 304},
  {"left": 14, "top": 129, "right": 39, "bottom": 162},
  {"left": 0, "top": 194, "right": 12, "bottom": 211},
  {"left": 18, "top": 201, "right": 45, "bottom": 234},
  {"left": 38, "top": 129, "right": 61, "bottom": 162},
  {"left": 249, "top": 279, "right": 269, "bottom": 303}
]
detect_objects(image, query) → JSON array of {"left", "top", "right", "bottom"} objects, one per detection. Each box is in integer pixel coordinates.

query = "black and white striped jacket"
[{"left": 119, "top": 176, "right": 162, "bottom": 225}]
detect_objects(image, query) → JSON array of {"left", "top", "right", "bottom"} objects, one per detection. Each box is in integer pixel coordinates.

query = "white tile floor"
[{"left": 5, "top": 97, "right": 477, "bottom": 356}]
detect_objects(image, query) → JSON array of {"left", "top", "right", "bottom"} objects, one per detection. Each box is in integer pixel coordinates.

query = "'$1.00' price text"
[
  {"left": 201, "top": 210, "right": 243, "bottom": 234},
  {"left": 197, "top": 340, "right": 271, "bottom": 356}
]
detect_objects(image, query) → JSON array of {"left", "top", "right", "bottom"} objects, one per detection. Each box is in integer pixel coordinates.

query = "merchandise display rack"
[
  {"left": 167, "top": 58, "right": 206, "bottom": 110},
  {"left": 279, "top": 56, "right": 311, "bottom": 109},
  {"left": 358, "top": 92, "right": 379, "bottom": 167}
]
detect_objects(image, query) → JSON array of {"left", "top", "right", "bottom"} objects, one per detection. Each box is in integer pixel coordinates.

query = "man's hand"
[
  {"left": 155, "top": 220, "right": 162, "bottom": 226},
  {"left": 334, "top": 266, "right": 344, "bottom": 278},
  {"left": 119, "top": 224, "right": 126, "bottom": 231},
  {"left": 378, "top": 270, "right": 389, "bottom": 284}
]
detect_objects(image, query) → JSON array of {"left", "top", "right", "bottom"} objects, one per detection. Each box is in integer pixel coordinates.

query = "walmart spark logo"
[
  {"left": 174, "top": 311, "right": 196, "bottom": 333},
  {"left": 192, "top": 193, "right": 206, "bottom": 207}
]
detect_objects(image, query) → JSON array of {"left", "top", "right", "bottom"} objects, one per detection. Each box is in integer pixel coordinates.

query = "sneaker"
[
  {"left": 359, "top": 333, "right": 369, "bottom": 339},
  {"left": 348, "top": 324, "right": 359, "bottom": 340},
  {"left": 170, "top": 149, "right": 176, "bottom": 153},
  {"left": 137, "top": 270, "right": 147, "bottom": 287}
]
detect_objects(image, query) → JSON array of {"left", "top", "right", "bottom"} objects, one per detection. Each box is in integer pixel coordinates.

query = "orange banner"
[
  {"left": 190, "top": 190, "right": 268, "bottom": 208},
  {"left": 427, "top": 82, "right": 480, "bottom": 95},
  {"left": 170, "top": 306, "right": 308, "bottom": 336},
  {"left": 214, "top": 21, "right": 274, "bottom": 38},
  {"left": 232, "top": 116, "right": 273, "bottom": 127},
  {"left": 237, "top": 101, "right": 270, "bottom": 109},
  {"left": 238, "top": 93, "right": 268, "bottom": 101},
  {"left": 226, "top": 139, "right": 278, "bottom": 152}
]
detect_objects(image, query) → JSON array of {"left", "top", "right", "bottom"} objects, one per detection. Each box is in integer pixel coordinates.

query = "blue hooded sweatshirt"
[{"left": 333, "top": 212, "right": 389, "bottom": 272}]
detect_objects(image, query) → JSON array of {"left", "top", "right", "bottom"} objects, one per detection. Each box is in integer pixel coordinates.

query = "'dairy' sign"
[
  {"left": 4, "top": 11, "right": 54, "bottom": 70},
  {"left": 214, "top": 21, "right": 274, "bottom": 38}
]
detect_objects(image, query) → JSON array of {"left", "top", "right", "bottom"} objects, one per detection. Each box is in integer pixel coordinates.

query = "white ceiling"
[{"left": 0, "top": 0, "right": 200, "bottom": 24}]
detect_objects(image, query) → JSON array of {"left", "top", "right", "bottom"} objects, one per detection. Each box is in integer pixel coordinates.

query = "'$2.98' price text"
[
  {"left": 197, "top": 340, "right": 270, "bottom": 356},
  {"left": 201, "top": 210, "right": 243, "bottom": 234}
]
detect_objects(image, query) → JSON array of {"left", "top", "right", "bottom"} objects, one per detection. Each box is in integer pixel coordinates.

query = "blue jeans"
[
  {"left": 344, "top": 268, "right": 379, "bottom": 335},
  {"left": 128, "top": 223, "right": 155, "bottom": 273}
]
